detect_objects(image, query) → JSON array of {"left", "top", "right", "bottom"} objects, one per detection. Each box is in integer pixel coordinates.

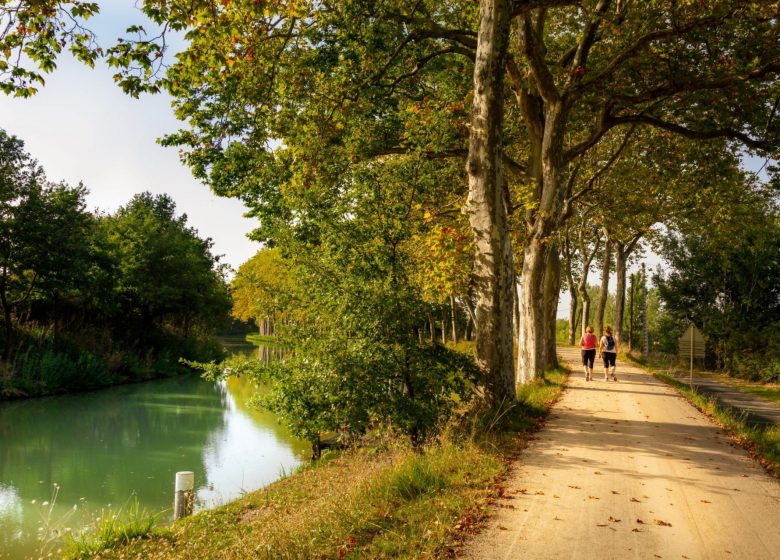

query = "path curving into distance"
[{"left": 459, "top": 347, "right": 780, "bottom": 560}]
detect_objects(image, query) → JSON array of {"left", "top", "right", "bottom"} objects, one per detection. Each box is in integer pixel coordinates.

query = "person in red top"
[{"left": 579, "top": 326, "right": 597, "bottom": 381}]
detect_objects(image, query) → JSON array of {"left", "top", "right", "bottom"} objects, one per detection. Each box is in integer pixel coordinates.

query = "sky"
[{"left": 0, "top": 2, "right": 260, "bottom": 272}]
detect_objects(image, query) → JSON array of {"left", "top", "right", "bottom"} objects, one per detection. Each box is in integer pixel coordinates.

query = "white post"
[{"left": 174, "top": 471, "right": 194, "bottom": 520}]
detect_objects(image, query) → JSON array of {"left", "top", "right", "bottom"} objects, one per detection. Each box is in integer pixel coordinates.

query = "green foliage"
[
  {"left": 102, "top": 192, "right": 232, "bottom": 338},
  {"left": 0, "top": 130, "right": 230, "bottom": 398},
  {"left": 655, "top": 185, "right": 780, "bottom": 381}
]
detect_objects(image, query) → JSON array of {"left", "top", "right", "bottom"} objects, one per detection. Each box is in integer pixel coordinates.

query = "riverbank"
[
  {"left": 0, "top": 333, "right": 226, "bottom": 401},
  {"left": 63, "top": 368, "right": 568, "bottom": 559}
]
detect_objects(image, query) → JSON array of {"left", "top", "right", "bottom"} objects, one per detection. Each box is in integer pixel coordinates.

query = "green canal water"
[{"left": 0, "top": 338, "right": 308, "bottom": 559}]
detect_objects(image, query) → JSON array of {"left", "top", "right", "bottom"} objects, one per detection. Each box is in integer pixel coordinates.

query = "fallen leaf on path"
[
  {"left": 553, "top": 495, "right": 560, "bottom": 498},
  {"left": 593, "top": 471, "right": 603, "bottom": 475},
  {"left": 632, "top": 528, "right": 642, "bottom": 533},
  {"left": 554, "top": 516, "right": 563, "bottom": 521},
  {"left": 608, "top": 516, "right": 621, "bottom": 523},
  {"left": 630, "top": 497, "right": 641, "bottom": 503},
  {"left": 588, "top": 495, "right": 600, "bottom": 500},
  {"left": 568, "top": 485, "right": 581, "bottom": 489},
  {"left": 700, "top": 499, "right": 711, "bottom": 504},
  {"left": 636, "top": 519, "right": 645, "bottom": 524},
  {"left": 498, "top": 526, "right": 508, "bottom": 531},
  {"left": 611, "top": 490, "right": 619, "bottom": 495},
  {"left": 534, "top": 491, "right": 545, "bottom": 495},
  {"left": 653, "top": 519, "right": 672, "bottom": 527},
  {"left": 596, "top": 523, "right": 608, "bottom": 527}
]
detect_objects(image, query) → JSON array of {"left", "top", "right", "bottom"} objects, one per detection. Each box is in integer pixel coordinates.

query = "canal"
[{"left": 0, "top": 337, "right": 307, "bottom": 559}]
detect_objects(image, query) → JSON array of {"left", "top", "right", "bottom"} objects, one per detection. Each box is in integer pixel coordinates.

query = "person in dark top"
[{"left": 598, "top": 325, "right": 619, "bottom": 381}]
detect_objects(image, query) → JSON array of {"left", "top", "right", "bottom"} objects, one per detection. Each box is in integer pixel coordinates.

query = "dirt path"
[{"left": 459, "top": 347, "right": 780, "bottom": 560}]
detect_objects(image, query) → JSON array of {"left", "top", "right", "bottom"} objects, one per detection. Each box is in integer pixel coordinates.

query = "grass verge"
[
  {"left": 625, "top": 354, "right": 780, "bottom": 478},
  {"left": 627, "top": 352, "right": 780, "bottom": 406},
  {"left": 73, "top": 368, "right": 567, "bottom": 560}
]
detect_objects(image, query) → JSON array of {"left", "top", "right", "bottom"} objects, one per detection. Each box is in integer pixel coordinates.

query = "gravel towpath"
[{"left": 459, "top": 347, "right": 780, "bottom": 560}]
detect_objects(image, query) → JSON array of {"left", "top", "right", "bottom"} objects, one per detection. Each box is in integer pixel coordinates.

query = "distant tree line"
[{"left": 0, "top": 129, "right": 231, "bottom": 397}]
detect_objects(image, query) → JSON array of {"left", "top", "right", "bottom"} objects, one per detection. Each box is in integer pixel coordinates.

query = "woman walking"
[
  {"left": 580, "top": 326, "right": 597, "bottom": 381},
  {"left": 598, "top": 326, "right": 619, "bottom": 381}
]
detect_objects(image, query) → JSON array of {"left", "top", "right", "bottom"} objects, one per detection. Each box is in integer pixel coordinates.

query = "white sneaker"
[{"left": 603, "top": 376, "right": 609, "bottom": 382}]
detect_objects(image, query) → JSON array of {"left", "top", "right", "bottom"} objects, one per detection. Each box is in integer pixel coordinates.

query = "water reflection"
[{"left": 0, "top": 338, "right": 307, "bottom": 559}]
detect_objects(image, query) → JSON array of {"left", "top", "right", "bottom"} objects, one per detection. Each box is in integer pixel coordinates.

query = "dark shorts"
[
  {"left": 581, "top": 349, "right": 596, "bottom": 367},
  {"left": 602, "top": 352, "right": 616, "bottom": 368}
]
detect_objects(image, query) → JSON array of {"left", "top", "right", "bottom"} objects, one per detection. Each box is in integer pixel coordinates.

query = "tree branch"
[
  {"left": 563, "top": 0, "right": 611, "bottom": 93},
  {"left": 519, "top": 9, "right": 560, "bottom": 104},
  {"left": 609, "top": 114, "right": 773, "bottom": 151}
]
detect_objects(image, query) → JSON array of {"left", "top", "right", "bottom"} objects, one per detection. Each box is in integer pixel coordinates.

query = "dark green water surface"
[{"left": 0, "top": 338, "right": 307, "bottom": 559}]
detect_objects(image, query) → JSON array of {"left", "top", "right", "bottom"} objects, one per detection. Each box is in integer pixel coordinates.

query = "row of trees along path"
[
  {"left": 461, "top": 347, "right": 780, "bottom": 559},
  {"left": 3, "top": 1, "right": 779, "bottom": 406}
]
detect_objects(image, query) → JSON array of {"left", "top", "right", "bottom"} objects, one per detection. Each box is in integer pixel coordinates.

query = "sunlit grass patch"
[{"left": 64, "top": 496, "right": 166, "bottom": 559}]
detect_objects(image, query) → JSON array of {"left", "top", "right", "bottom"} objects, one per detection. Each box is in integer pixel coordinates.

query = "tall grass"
[{"left": 64, "top": 496, "right": 165, "bottom": 559}]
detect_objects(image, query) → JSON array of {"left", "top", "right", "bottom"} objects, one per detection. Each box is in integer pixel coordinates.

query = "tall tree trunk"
[
  {"left": 594, "top": 237, "right": 611, "bottom": 336},
  {"left": 614, "top": 234, "right": 642, "bottom": 345},
  {"left": 450, "top": 295, "right": 459, "bottom": 344},
  {"left": 641, "top": 263, "right": 649, "bottom": 356},
  {"left": 578, "top": 280, "right": 591, "bottom": 337},
  {"left": 519, "top": 101, "right": 569, "bottom": 383},
  {"left": 628, "top": 272, "right": 635, "bottom": 353},
  {"left": 576, "top": 228, "right": 601, "bottom": 336},
  {"left": 564, "top": 235, "right": 578, "bottom": 345},
  {"left": 613, "top": 242, "right": 627, "bottom": 344},
  {"left": 519, "top": 241, "right": 546, "bottom": 383},
  {"left": 466, "top": 0, "right": 515, "bottom": 402},
  {"left": 543, "top": 243, "right": 561, "bottom": 369}
]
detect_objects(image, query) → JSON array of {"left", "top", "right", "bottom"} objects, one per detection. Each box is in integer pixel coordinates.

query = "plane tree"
[{"left": 4, "top": 0, "right": 780, "bottom": 404}]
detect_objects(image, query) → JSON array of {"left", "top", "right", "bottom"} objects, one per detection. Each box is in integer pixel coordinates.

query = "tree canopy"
[{"left": 3, "top": 0, "right": 779, "bottom": 406}]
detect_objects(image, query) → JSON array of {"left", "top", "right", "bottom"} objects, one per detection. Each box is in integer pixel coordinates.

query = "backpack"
[{"left": 605, "top": 335, "right": 615, "bottom": 351}]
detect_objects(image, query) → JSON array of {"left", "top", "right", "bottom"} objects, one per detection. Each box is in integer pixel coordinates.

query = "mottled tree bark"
[
  {"left": 543, "top": 243, "right": 561, "bottom": 369},
  {"left": 594, "top": 235, "right": 611, "bottom": 336},
  {"left": 641, "top": 263, "right": 649, "bottom": 356},
  {"left": 518, "top": 103, "right": 567, "bottom": 383},
  {"left": 613, "top": 234, "right": 642, "bottom": 344},
  {"left": 564, "top": 235, "right": 578, "bottom": 345},
  {"left": 466, "top": 0, "right": 516, "bottom": 402},
  {"left": 577, "top": 226, "right": 602, "bottom": 337},
  {"left": 613, "top": 243, "right": 626, "bottom": 342}
]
